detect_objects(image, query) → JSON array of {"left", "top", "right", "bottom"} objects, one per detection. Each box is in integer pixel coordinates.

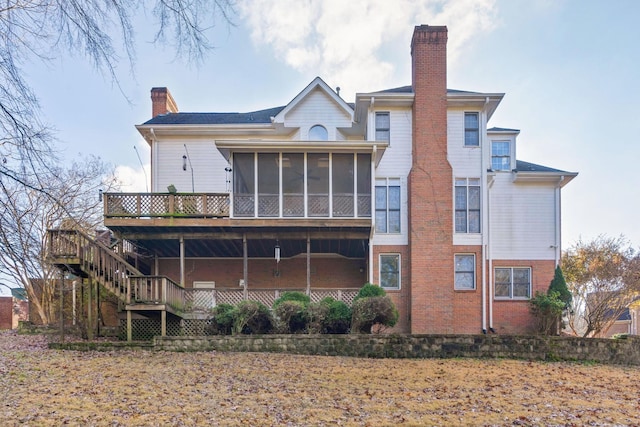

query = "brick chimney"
[
  {"left": 408, "top": 25, "right": 456, "bottom": 333},
  {"left": 151, "top": 87, "right": 178, "bottom": 118}
]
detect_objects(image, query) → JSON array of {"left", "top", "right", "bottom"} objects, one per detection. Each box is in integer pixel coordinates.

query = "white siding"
[
  {"left": 153, "top": 139, "right": 228, "bottom": 193},
  {"left": 284, "top": 88, "right": 352, "bottom": 141},
  {"left": 489, "top": 174, "right": 557, "bottom": 260},
  {"left": 447, "top": 109, "right": 483, "bottom": 176},
  {"left": 372, "top": 108, "right": 412, "bottom": 246}
]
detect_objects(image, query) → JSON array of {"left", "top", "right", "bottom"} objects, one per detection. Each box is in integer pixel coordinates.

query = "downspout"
[
  {"left": 481, "top": 98, "right": 489, "bottom": 334},
  {"left": 149, "top": 128, "right": 157, "bottom": 192},
  {"left": 487, "top": 176, "right": 496, "bottom": 333},
  {"left": 554, "top": 176, "right": 566, "bottom": 265},
  {"left": 369, "top": 145, "right": 377, "bottom": 282},
  {"left": 179, "top": 235, "right": 185, "bottom": 286}
]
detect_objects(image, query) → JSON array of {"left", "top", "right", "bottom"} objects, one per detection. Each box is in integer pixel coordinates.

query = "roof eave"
[{"left": 512, "top": 171, "right": 578, "bottom": 187}]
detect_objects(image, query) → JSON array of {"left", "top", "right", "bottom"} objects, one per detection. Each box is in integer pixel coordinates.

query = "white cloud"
[
  {"left": 115, "top": 164, "right": 150, "bottom": 193},
  {"left": 239, "top": 0, "right": 498, "bottom": 97}
]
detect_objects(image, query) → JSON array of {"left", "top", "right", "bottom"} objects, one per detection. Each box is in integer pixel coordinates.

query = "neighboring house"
[
  {"left": 0, "top": 290, "right": 29, "bottom": 330},
  {"left": 598, "top": 298, "right": 640, "bottom": 338},
  {"left": 49, "top": 25, "right": 576, "bottom": 339}
]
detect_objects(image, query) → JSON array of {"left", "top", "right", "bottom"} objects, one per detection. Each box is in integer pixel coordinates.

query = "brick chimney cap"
[{"left": 414, "top": 25, "right": 448, "bottom": 32}]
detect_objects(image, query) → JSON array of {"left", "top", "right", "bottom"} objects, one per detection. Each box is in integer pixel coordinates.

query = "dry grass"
[{"left": 1, "top": 331, "right": 639, "bottom": 426}]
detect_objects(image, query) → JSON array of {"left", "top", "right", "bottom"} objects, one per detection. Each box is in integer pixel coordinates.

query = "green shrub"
[
  {"left": 306, "top": 301, "right": 330, "bottom": 334},
  {"left": 305, "top": 298, "right": 352, "bottom": 334},
  {"left": 233, "top": 301, "right": 273, "bottom": 335},
  {"left": 274, "top": 300, "right": 308, "bottom": 334},
  {"left": 324, "top": 298, "right": 351, "bottom": 334},
  {"left": 351, "top": 295, "right": 398, "bottom": 334},
  {"left": 529, "top": 291, "right": 565, "bottom": 335},
  {"left": 207, "top": 303, "right": 235, "bottom": 335},
  {"left": 548, "top": 266, "right": 572, "bottom": 308},
  {"left": 273, "top": 291, "right": 311, "bottom": 309},
  {"left": 353, "top": 283, "right": 386, "bottom": 302}
]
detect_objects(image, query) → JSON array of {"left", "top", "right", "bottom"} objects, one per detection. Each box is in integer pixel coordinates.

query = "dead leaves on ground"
[{"left": 1, "top": 331, "right": 639, "bottom": 426}]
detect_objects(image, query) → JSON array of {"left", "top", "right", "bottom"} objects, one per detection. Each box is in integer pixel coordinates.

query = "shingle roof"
[
  {"left": 143, "top": 106, "right": 286, "bottom": 125},
  {"left": 375, "top": 86, "right": 486, "bottom": 95},
  {"left": 515, "top": 160, "right": 571, "bottom": 174}
]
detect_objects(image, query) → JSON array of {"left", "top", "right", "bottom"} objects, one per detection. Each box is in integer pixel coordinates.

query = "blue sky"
[{"left": 24, "top": 0, "right": 640, "bottom": 251}]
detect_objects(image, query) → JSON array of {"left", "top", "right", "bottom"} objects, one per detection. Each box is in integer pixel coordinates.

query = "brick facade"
[{"left": 409, "top": 25, "right": 454, "bottom": 334}]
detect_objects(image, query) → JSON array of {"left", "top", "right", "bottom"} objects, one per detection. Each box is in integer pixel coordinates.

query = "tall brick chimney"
[
  {"left": 408, "top": 25, "right": 455, "bottom": 333},
  {"left": 151, "top": 87, "right": 178, "bottom": 118}
]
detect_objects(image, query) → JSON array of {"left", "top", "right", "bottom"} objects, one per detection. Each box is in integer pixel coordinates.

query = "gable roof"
[{"left": 273, "top": 76, "right": 353, "bottom": 122}]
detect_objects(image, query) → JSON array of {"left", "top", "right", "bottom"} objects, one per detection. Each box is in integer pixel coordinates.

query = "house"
[
  {"left": 0, "top": 291, "right": 29, "bottom": 330},
  {"left": 48, "top": 25, "right": 576, "bottom": 339}
]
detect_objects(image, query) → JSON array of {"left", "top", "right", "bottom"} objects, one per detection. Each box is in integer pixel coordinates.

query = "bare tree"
[
  {"left": 0, "top": 155, "right": 119, "bottom": 324},
  {"left": 562, "top": 235, "right": 640, "bottom": 337},
  {"left": 0, "top": 0, "right": 235, "bottom": 197}
]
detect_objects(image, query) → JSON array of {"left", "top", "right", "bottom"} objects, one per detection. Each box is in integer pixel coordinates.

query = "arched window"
[{"left": 309, "top": 124, "right": 328, "bottom": 140}]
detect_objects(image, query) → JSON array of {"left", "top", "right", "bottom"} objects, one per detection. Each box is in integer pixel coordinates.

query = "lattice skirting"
[{"left": 119, "top": 318, "right": 214, "bottom": 340}]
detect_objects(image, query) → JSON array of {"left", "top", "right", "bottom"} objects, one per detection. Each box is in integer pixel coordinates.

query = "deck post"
[
  {"left": 306, "top": 234, "right": 311, "bottom": 296},
  {"left": 86, "top": 278, "right": 94, "bottom": 340},
  {"left": 161, "top": 310, "right": 167, "bottom": 337},
  {"left": 180, "top": 235, "right": 185, "bottom": 286},
  {"left": 243, "top": 233, "right": 248, "bottom": 300},
  {"left": 127, "top": 310, "right": 132, "bottom": 342}
]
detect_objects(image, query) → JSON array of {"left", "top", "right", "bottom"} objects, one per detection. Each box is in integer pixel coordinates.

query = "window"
[
  {"left": 464, "top": 112, "right": 479, "bottom": 146},
  {"left": 455, "top": 178, "right": 480, "bottom": 233},
  {"left": 375, "top": 178, "right": 401, "bottom": 233},
  {"left": 495, "top": 267, "right": 531, "bottom": 299},
  {"left": 375, "top": 112, "right": 390, "bottom": 142},
  {"left": 309, "top": 125, "right": 328, "bottom": 140},
  {"left": 454, "top": 254, "right": 476, "bottom": 290},
  {"left": 491, "top": 141, "right": 511, "bottom": 171},
  {"left": 380, "top": 254, "right": 400, "bottom": 289}
]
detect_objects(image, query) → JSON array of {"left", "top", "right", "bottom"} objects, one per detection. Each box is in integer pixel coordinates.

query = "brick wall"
[
  {"left": 490, "top": 259, "right": 555, "bottom": 334},
  {"left": 409, "top": 25, "right": 453, "bottom": 334},
  {"left": 0, "top": 297, "right": 12, "bottom": 329},
  {"left": 157, "top": 257, "right": 366, "bottom": 289},
  {"left": 372, "top": 245, "right": 411, "bottom": 332}
]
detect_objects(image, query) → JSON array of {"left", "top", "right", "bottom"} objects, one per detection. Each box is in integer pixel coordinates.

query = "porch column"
[
  {"left": 306, "top": 234, "right": 311, "bottom": 296},
  {"left": 179, "top": 235, "right": 185, "bottom": 286},
  {"left": 243, "top": 233, "right": 248, "bottom": 300}
]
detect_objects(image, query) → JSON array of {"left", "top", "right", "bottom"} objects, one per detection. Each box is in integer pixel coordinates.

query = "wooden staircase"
[{"left": 47, "top": 229, "right": 185, "bottom": 340}]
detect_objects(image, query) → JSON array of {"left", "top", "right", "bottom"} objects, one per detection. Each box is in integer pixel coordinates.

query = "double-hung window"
[
  {"left": 491, "top": 141, "right": 511, "bottom": 171},
  {"left": 464, "top": 112, "right": 479, "bottom": 146},
  {"left": 380, "top": 254, "right": 400, "bottom": 290},
  {"left": 375, "top": 112, "right": 390, "bottom": 142},
  {"left": 375, "top": 178, "right": 401, "bottom": 233},
  {"left": 494, "top": 267, "right": 531, "bottom": 299},
  {"left": 454, "top": 254, "right": 475, "bottom": 290},
  {"left": 455, "top": 178, "right": 480, "bottom": 233}
]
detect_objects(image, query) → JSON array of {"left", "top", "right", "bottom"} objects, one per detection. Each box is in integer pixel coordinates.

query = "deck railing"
[
  {"left": 128, "top": 276, "right": 185, "bottom": 311},
  {"left": 104, "top": 192, "right": 372, "bottom": 219},
  {"left": 104, "top": 193, "right": 230, "bottom": 218}
]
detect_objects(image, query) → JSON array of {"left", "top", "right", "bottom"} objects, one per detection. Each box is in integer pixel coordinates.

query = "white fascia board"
[
  {"left": 447, "top": 93, "right": 504, "bottom": 120},
  {"left": 136, "top": 123, "right": 290, "bottom": 143},
  {"left": 511, "top": 171, "right": 578, "bottom": 188},
  {"left": 215, "top": 139, "right": 388, "bottom": 165}
]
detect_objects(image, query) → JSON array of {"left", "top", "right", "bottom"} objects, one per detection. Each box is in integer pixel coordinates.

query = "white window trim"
[
  {"left": 491, "top": 140, "right": 511, "bottom": 171},
  {"left": 375, "top": 177, "right": 401, "bottom": 234},
  {"left": 454, "top": 178, "right": 481, "bottom": 234},
  {"left": 454, "top": 253, "right": 476, "bottom": 291},
  {"left": 494, "top": 267, "right": 532, "bottom": 300},
  {"left": 375, "top": 111, "right": 390, "bottom": 143},
  {"left": 379, "top": 253, "right": 401, "bottom": 290},
  {"left": 464, "top": 112, "right": 480, "bottom": 147}
]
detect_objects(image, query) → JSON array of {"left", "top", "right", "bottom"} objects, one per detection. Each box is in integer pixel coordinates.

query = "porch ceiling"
[{"left": 109, "top": 225, "right": 371, "bottom": 259}]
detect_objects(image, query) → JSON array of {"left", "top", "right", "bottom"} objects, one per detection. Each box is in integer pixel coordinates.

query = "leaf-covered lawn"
[{"left": 1, "top": 331, "right": 639, "bottom": 426}]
